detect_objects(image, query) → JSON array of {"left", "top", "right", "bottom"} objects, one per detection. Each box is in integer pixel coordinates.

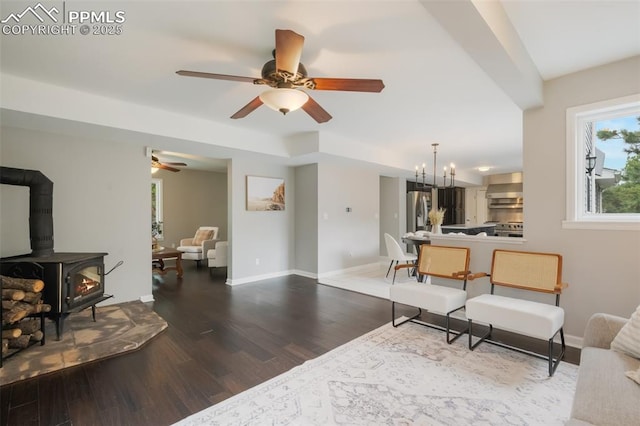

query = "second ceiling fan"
[
  {"left": 176, "top": 29, "right": 385, "bottom": 123},
  {"left": 151, "top": 155, "right": 186, "bottom": 172}
]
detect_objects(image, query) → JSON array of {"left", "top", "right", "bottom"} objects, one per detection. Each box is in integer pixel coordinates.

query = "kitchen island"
[
  {"left": 402, "top": 228, "right": 524, "bottom": 255},
  {"left": 441, "top": 223, "right": 496, "bottom": 236}
]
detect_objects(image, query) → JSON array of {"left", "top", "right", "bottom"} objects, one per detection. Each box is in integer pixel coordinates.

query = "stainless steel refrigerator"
[{"left": 406, "top": 190, "right": 432, "bottom": 232}]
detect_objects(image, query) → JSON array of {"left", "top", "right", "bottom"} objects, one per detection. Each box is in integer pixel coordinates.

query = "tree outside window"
[{"left": 594, "top": 116, "right": 640, "bottom": 213}]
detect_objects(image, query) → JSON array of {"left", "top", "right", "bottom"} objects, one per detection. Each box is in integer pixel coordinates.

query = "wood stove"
[
  {"left": 1, "top": 166, "right": 118, "bottom": 340},
  {"left": 1, "top": 253, "right": 112, "bottom": 339}
]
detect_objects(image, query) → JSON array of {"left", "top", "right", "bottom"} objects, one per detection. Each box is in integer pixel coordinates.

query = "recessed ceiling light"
[{"left": 478, "top": 166, "right": 491, "bottom": 172}]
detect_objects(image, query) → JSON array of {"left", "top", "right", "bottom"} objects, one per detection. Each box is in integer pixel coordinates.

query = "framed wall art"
[{"left": 246, "top": 175, "right": 285, "bottom": 211}]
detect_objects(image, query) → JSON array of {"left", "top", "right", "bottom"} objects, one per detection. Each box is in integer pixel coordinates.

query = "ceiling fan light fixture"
[{"left": 259, "top": 88, "right": 309, "bottom": 115}]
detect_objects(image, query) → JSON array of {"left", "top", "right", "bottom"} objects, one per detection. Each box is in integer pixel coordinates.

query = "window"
[
  {"left": 151, "top": 178, "right": 164, "bottom": 240},
  {"left": 564, "top": 94, "right": 640, "bottom": 230}
]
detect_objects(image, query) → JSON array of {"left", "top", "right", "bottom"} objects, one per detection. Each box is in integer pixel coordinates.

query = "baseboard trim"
[
  {"left": 291, "top": 269, "right": 318, "bottom": 279},
  {"left": 563, "top": 334, "right": 582, "bottom": 349},
  {"left": 226, "top": 269, "right": 319, "bottom": 285},
  {"left": 139, "top": 294, "right": 154, "bottom": 303},
  {"left": 226, "top": 270, "right": 293, "bottom": 286},
  {"left": 226, "top": 263, "right": 383, "bottom": 285}
]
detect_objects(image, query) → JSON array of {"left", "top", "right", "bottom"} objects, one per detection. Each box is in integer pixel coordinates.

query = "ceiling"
[{"left": 1, "top": 0, "right": 639, "bottom": 183}]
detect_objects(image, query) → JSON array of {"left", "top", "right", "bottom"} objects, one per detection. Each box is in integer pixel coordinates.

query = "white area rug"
[{"left": 174, "top": 320, "right": 578, "bottom": 425}]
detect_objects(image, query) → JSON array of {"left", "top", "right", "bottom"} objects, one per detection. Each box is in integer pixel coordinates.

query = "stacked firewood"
[{"left": 1, "top": 275, "right": 50, "bottom": 355}]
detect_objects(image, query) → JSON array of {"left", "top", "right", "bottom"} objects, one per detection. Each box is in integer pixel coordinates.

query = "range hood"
[{"left": 486, "top": 183, "right": 523, "bottom": 199}]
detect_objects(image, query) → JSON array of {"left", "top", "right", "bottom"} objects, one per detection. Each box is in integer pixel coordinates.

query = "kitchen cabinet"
[{"left": 438, "top": 187, "right": 465, "bottom": 225}]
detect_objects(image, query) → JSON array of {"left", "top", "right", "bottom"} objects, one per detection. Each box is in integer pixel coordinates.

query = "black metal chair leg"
[
  {"left": 392, "top": 302, "right": 421, "bottom": 327},
  {"left": 468, "top": 320, "right": 492, "bottom": 350},
  {"left": 445, "top": 311, "right": 468, "bottom": 344},
  {"left": 548, "top": 328, "right": 566, "bottom": 377},
  {"left": 386, "top": 260, "right": 394, "bottom": 277}
]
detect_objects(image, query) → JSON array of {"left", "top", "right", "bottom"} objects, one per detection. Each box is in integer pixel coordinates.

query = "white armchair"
[
  {"left": 207, "top": 241, "right": 228, "bottom": 270},
  {"left": 177, "top": 226, "right": 219, "bottom": 266}
]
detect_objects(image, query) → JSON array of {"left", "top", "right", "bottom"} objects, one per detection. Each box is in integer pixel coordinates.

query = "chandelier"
[{"left": 413, "top": 143, "right": 456, "bottom": 188}]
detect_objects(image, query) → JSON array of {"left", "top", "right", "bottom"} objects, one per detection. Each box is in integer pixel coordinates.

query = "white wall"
[
  {"left": 1, "top": 125, "right": 151, "bottom": 304},
  {"left": 294, "top": 164, "right": 318, "bottom": 276},
  {"left": 227, "top": 158, "right": 295, "bottom": 284},
  {"left": 523, "top": 56, "right": 640, "bottom": 336},
  {"left": 156, "top": 168, "right": 227, "bottom": 248},
  {"left": 317, "top": 163, "right": 380, "bottom": 274},
  {"left": 380, "top": 176, "right": 407, "bottom": 256}
]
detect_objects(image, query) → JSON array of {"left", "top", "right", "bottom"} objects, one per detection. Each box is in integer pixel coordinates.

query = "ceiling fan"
[
  {"left": 151, "top": 155, "right": 186, "bottom": 173},
  {"left": 176, "top": 29, "right": 385, "bottom": 123}
]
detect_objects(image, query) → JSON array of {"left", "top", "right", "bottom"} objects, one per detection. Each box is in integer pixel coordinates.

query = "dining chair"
[{"left": 384, "top": 233, "right": 417, "bottom": 283}]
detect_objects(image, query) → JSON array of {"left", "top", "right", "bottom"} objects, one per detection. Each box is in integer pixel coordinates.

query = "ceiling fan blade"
[
  {"left": 156, "top": 163, "right": 180, "bottom": 172},
  {"left": 152, "top": 155, "right": 182, "bottom": 172},
  {"left": 176, "top": 70, "right": 256, "bottom": 83},
  {"left": 302, "top": 95, "right": 332, "bottom": 123},
  {"left": 165, "top": 162, "right": 187, "bottom": 166},
  {"left": 311, "top": 78, "right": 385, "bottom": 93},
  {"left": 231, "top": 96, "right": 264, "bottom": 119},
  {"left": 275, "top": 29, "right": 304, "bottom": 76}
]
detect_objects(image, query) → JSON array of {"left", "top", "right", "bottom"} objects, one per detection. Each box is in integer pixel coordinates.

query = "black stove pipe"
[{"left": 0, "top": 166, "right": 54, "bottom": 256}]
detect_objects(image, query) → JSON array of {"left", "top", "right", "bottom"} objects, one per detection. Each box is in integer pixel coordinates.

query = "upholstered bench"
[
  {"left": 391, "top": 282, "right": 468, "bottom": 343},
  {"left": 390, "top": 245, "right": 472, "bottom": 343},
  {"left": 466, "top": 249, "right": 568, "bottom": 376},
  {"left": 465, "top": 294, "right": 564, "bottom": 341}
]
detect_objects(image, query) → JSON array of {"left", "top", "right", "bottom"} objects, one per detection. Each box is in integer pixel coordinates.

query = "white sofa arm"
[
  {"left": 202, "top": 238, "right": 219, "bottom": 253},
  {"left": 216, "top": 241, "right": 228, "bottom": 264},
  {"left": 582, "top": 313, "right": 628, "bottom": 349},
  {"left": 207, "top": 241, "right": 228, "bottom": 267}
]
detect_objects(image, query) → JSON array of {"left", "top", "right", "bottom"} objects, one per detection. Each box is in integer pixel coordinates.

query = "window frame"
[
  {"left": 151, "top": 178, "right": 164, "bottom": 240},
  {"left": 563, "top": 93, "right": 640, "bottom": 231}
]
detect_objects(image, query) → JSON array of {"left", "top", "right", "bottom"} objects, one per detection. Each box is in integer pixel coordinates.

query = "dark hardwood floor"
[{"left": 1, "top": 265, "right": 580, "bottom": 426}]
